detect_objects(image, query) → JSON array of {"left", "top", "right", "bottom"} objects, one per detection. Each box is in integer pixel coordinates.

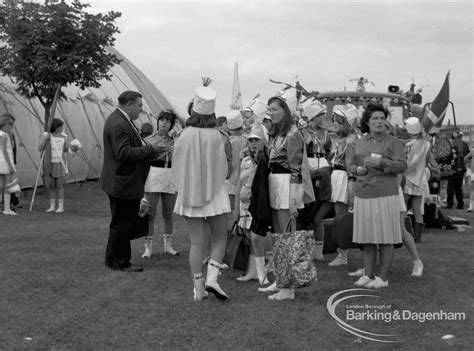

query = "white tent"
[{"left": 0, "top": 48, "right": 176, "bottom": 188}]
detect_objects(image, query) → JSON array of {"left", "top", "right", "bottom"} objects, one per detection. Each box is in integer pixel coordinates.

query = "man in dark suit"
[
  {"left": 447, "top": 132, "right": 469, "bottom": 209},
  {"left": 100, "top": 91, "right": 171, "bottom": 272}
]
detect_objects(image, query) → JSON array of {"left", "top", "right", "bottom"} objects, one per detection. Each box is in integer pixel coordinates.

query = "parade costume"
[{"left": 142, "top": 131, "right": 178, "bottom": 257}]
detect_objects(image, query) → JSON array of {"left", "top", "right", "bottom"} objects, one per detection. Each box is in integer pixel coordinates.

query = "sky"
[{"left": 85, "top": 0, "right": 473, "bottom": 124}]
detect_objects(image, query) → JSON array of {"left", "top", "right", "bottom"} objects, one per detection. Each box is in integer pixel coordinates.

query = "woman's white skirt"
[
  {"left": 308, "top": 157, "right": 329, "bottom": 170},
  {"left": 268, "top": 173, "right": 304, "bottom": 210},
  {"left": 398, "top": 186, "right": 407, "bottom": 212},
  {"left": 353, "top": 194, "right": 402, "bottom": 244},
  {"left": 144, "top": 167, "right": 176, "bottom": 193},
  {"left": 403, "top": 177, "right": 429, "bottom": 197},
  {"left": 331, "top": 169, "right": 348, "bottom": 204},
  {"left": 174, "top": 185, "right": 231, "bottom": 218}
]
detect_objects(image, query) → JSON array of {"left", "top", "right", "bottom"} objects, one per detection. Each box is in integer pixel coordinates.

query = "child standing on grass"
[
  {"left": 234, "top": 124, "right": 272, "bottom": 284},
  {"left": 39, "top": 118, "right": 69, "bottom": 213},
  {"left": 0, "top": 115, "right": 17, "bottom": 215}
]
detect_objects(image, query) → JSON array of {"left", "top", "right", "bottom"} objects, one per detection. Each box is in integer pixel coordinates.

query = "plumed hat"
[
  {"left": 304, "top": 102, "right": 326, "bottom": 121},
  {"left": 192, "top": 86, "right": 217, "bottom": 115},
  {"left": 333, "top": 103, "right": 360, "bottom": 123},
  {"left": 245, "top": 96, "right": 268, "bottom": 123},
  {"left": 273, "top": 88, "right": 298, "bottom": 114}
]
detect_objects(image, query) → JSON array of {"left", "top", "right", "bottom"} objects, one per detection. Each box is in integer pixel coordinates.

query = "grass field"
[{"left": 1, "top": 181, "right": 473, "bottom": 350}]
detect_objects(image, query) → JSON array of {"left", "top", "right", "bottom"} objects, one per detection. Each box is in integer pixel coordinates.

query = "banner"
[{"left": 230, "top": 62, "right": 242, "bottom": 110}]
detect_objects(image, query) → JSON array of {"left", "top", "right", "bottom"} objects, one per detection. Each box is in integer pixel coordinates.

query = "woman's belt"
[
  {"left": 307, "top": 152, "right": 326, "bottom": 158},
  {"left": 269, "top": 163, "right": 291, "bottom": 174},
  {"left": 332, "top": 165, "right": 346, "bottom": 171},
  {"left": 151, "top": 160, "right": 171, "bottom": 168}
]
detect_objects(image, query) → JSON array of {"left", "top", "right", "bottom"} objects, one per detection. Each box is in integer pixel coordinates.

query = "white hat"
[
  {"left": 70, "top": 139, "right": 82, "bottom": 152},
  {"left": 247, "top": 123, "right": 266, "bottom": 141},
  {"left": 333, "top": 103, "right": 359, "bottom": 123},
  {"left": 192, "top": 86, "right": 216, "bottom": 115},
  {"left": 405, "top": 117, "right": 422, "bottom": 135},
  {"left": 246, "top": 97, "right": 267, "bottom": 123},
  {"left": 274, "top": 88, "right": 297, "bottom": 114},
  {"left": 226, "top": 109, "right": 243, "bottom": 130},
  {"left": 6, "top": 178, "right": 21, "bottom": 194},
  {"left": 304, "top": 102, "right": 326, "bottom": 121}
]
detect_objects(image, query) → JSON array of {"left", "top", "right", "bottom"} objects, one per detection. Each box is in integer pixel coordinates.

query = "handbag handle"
[
  {"left": 262, "top": 217, "right": 296, "bottom": 283},
  {"left": 281, "top": 218, "right": 296, "bottom": 235},
  {"left": 229, "top": 221, "right": 237, "bottom": 233}
]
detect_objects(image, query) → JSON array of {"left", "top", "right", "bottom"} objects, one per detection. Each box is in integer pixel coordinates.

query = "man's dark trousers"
[
  {"left": 447, "top": 177, "right": 464, "bottom": 208},
  {"left": 105, "top": 195, "right": 141, "bottom": 269}
]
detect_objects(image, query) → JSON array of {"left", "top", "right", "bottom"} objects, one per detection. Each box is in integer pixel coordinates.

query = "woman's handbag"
[
  {"left": 223, "top": 221, "right": 251, "bottom": 271},
  {"left": 332, "top": 213, "right": 362, "bottom": 249},
  {"left": 270, "top": 220, "right": 318, "bottom": 289}
]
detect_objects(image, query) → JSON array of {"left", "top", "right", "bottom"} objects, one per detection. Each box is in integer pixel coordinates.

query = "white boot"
[
  {"left": 205, "top": 259, "right": 229, "bottom": 300},
  {"left": 313, "top": 241, "right": 324, "bottom": 261},
  {"left": 411, "top": 260, "right": 424, "bottom": 277},
  {"left": 236, "top": 254, "right": 258, "bottom": 281},
  {"left": 142, "top": 237, "right": 153, "bottom": 258},
  {"left": 56, "top": 199, "right": 64, "bottom": 213},
  {"left": 268, "top": 288, "right": 295, "bottom": 300},
  {"left": 163, "top": 234, "right": 179, "bottom": 255},
  {"left": 328, "top": 248, "right": 348, "bottom": 266},
  {"left": 46, "top": 199, "right": 55, "bottom": 213},
  {"left": 2, "top": 193, "right": 17, "bottom": 215},
  {"left": 192, "top": 273, "right": 206, "bottom": 302},
  {"left": 255, "top": 256, "right": 269, "bottom": 285}
]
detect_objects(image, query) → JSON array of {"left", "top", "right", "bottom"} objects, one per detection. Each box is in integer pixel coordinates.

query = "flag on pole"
[
  {"left": 230, "top": 62, "right": 242, "bottom": 110},
  {"left": 422, "top": 71, "right": 450, "bottom": 134}
]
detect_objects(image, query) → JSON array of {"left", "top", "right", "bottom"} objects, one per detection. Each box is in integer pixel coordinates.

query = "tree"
[{"left": 0, "top": 0, "right": 122, "bottom": 127}]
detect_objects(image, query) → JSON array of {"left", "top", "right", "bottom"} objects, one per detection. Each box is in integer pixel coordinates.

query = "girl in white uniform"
[
  {"left": 142, "top": 110, "right": 179, "bottom": 258},
  {"left": 0, "top": 115, "right": 17, "bottom": 215},
  {"left": 38, "top": 118, "right": 69, "bottom": 213}
]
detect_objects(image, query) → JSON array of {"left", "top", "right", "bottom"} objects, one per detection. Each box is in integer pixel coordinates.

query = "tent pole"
[{"left": 28, "top": 151, "right": 45, "bottom": 212}]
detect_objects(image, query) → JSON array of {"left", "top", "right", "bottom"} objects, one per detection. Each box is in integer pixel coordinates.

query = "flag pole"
[{"left": 29, "top": 85, "right": 61, "bottom": 212}]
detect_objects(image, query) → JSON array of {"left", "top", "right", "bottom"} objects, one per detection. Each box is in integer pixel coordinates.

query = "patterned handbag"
[{"left": 271, "top": 220, "right": 318, "bottom": 289}]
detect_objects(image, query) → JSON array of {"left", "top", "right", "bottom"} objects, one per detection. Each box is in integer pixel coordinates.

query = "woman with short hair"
[
  {"left": 142, "top": 110, "right": 179, "bottom": 258},
  {"left": 349, "top": 102, "right": 407, "bottom": 288}
]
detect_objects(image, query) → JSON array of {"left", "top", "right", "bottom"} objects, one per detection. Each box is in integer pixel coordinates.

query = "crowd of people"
[
  {"left": 94, "top": 83, "right": 474, "bottom": 303},
  {"left": 1, "top": 84, "right": 473, "bottom": 303}
]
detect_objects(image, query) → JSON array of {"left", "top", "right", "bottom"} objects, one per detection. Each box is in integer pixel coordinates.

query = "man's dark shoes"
[
  {"left": 456, "top": 204, "right": 464, "bottom": 210},
  {"left": 119, "top": 264, "right": 144, "bottom": 272},
  {"left": 106, "top": 261, "right": 143, "bottom": 272}
]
